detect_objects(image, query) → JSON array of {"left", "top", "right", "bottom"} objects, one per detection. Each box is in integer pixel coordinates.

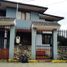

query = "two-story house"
[{"left": 0, "top": 1, "right": 64, "bottom": 60}]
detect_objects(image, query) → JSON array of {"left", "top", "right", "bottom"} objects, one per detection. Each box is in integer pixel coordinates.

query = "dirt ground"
[{"left": 0, "top": 63, "right": 67, "bottom": 67}]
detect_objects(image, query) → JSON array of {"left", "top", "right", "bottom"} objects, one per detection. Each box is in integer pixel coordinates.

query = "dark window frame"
[
  {"left": 42, "top": 34, "right": 52, "bottom": 44},
  {"left": 0, "top": 10, "right": 6, "bottom": 16}
]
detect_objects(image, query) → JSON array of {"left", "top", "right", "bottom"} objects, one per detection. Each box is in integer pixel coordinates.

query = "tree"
[{"left": 58, "top": 35, "right": 67, "bottom": 46}]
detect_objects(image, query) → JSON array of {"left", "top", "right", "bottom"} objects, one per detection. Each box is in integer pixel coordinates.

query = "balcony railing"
[
  {"left": 16, "top": 19, "right": 58, "bottom": 30},
  {"left": 16, "top": 20, "right": 32, "bottom": 29}
]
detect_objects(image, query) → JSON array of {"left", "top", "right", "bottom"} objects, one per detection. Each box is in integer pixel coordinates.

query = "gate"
[
  {"left": 58, "top": 30, "right": 67, "bottom": 38},
  {"left": 0, "top": 28, "right": 10, "bottom": 59}
]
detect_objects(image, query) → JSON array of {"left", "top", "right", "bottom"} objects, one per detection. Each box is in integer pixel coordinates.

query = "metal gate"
[{"left": 0, "top": 28, "right": 9, "bottom": 59}]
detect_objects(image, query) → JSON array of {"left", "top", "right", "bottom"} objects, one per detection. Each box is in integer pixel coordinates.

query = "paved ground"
[{"left": 0, "top": 63, "right": 67, "bottom": 67}]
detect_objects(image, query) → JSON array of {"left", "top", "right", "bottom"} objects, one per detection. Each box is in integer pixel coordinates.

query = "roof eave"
[
  {"left": 39, "top": 14, "right": 64, "bottom": 21},
  {"left": 0, "top": 1, "right": 48, "bottom": 13}
]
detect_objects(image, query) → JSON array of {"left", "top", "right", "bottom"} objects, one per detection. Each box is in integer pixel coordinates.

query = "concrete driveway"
[{"left": 0, "top": 63, "right": 67, "bottom": 67}]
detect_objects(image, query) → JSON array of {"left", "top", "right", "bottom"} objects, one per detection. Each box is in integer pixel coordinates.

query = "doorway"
[
  {"left": 14, "top": 30, "right": 31, "bottom": 60},
  {"left": 0, "top": 28, "right": 10, "bottom": 59}
]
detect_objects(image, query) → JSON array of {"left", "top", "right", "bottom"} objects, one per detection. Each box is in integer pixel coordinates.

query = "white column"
[
  {"left": 4, "top": 29, "right": 7, "bottom": 48},
  {"left": 36, "top": 34, "right": 42, "bottom": 46},
  {"left": 31, "top": 28, "right": 36, "bottom": 60},
  {"left": 9, "top": 26, "right": 15, "bottom": 59},
  {"left": 53, "top": 30, "right": 58, "bottom": 59}
]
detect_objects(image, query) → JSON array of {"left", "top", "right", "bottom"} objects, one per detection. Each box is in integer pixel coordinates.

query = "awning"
[
  {"left": 32, "top": 21, "right": 60, "bottom": 31},
  {"left": 0, "top": 17, "right": 15, "bottom": 26}
]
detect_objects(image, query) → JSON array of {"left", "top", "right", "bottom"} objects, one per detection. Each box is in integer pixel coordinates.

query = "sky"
[{"left": 7, "top": 0, "right": 67, "bottom": 30}]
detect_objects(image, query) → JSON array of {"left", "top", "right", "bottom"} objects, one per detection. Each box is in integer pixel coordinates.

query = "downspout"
[{"left": 16, "top": 3, "right": 18, "bottom": 19}]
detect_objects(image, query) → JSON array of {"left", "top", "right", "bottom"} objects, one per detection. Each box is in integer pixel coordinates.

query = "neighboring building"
[{"left": 0, "top": 1, "right": 64, "bottom": 60}]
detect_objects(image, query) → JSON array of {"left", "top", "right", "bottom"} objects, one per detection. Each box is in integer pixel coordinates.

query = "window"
[
  {"left": 21, "top": 12, "right": 26, "bottom": 20},
  {"left": 26, "top": 12, "right": 30, "bottom": 20},
  {"left": 42, "top": 34, "right": 52, "bottom": 44},
  {"left": 17, "top": 11, "right": 30, "bottom": 20},
  {"left": 0, "top": 10, "right": 6, "bottom": 17},
  {"left": 17, "top": 11, "right": 21, "bottom": 19}
]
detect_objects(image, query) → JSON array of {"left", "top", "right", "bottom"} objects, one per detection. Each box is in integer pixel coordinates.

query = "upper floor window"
[
  {"left": 0, "top": 10, "right": 6, "bottom": 17},
  {"left": 17, "top": 11, "right": 30, "bottom": 20},
  {"left": 26, "top": 12, "right": 31, "bottom": 20}
]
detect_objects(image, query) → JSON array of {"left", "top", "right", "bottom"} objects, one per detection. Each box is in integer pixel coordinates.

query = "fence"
[
  {"left": 58, "top": 46, "right": 67, "bottom": 59},
  {"left": 58, "top": 30, "right": 67, "bottom": 59},
  {"left": 58, "top": 30, "right": 67, "bottom": 38}
]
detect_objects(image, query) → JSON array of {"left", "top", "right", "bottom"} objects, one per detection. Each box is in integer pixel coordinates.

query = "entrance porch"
[
  {"left": 14, "top": 29, "right": 53, "bottom": 60},
  {"left": 14, "top": 22, "right": 59, "bottom": 60},
  {"left": 14, "top": 30, "right": 31, "bottom": 60},
  {"left": 0, "top": 18, "right": 15, "bottom": 59},
  {"left": 0, "top": 19, "right": 60, "bottom": 60}
]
